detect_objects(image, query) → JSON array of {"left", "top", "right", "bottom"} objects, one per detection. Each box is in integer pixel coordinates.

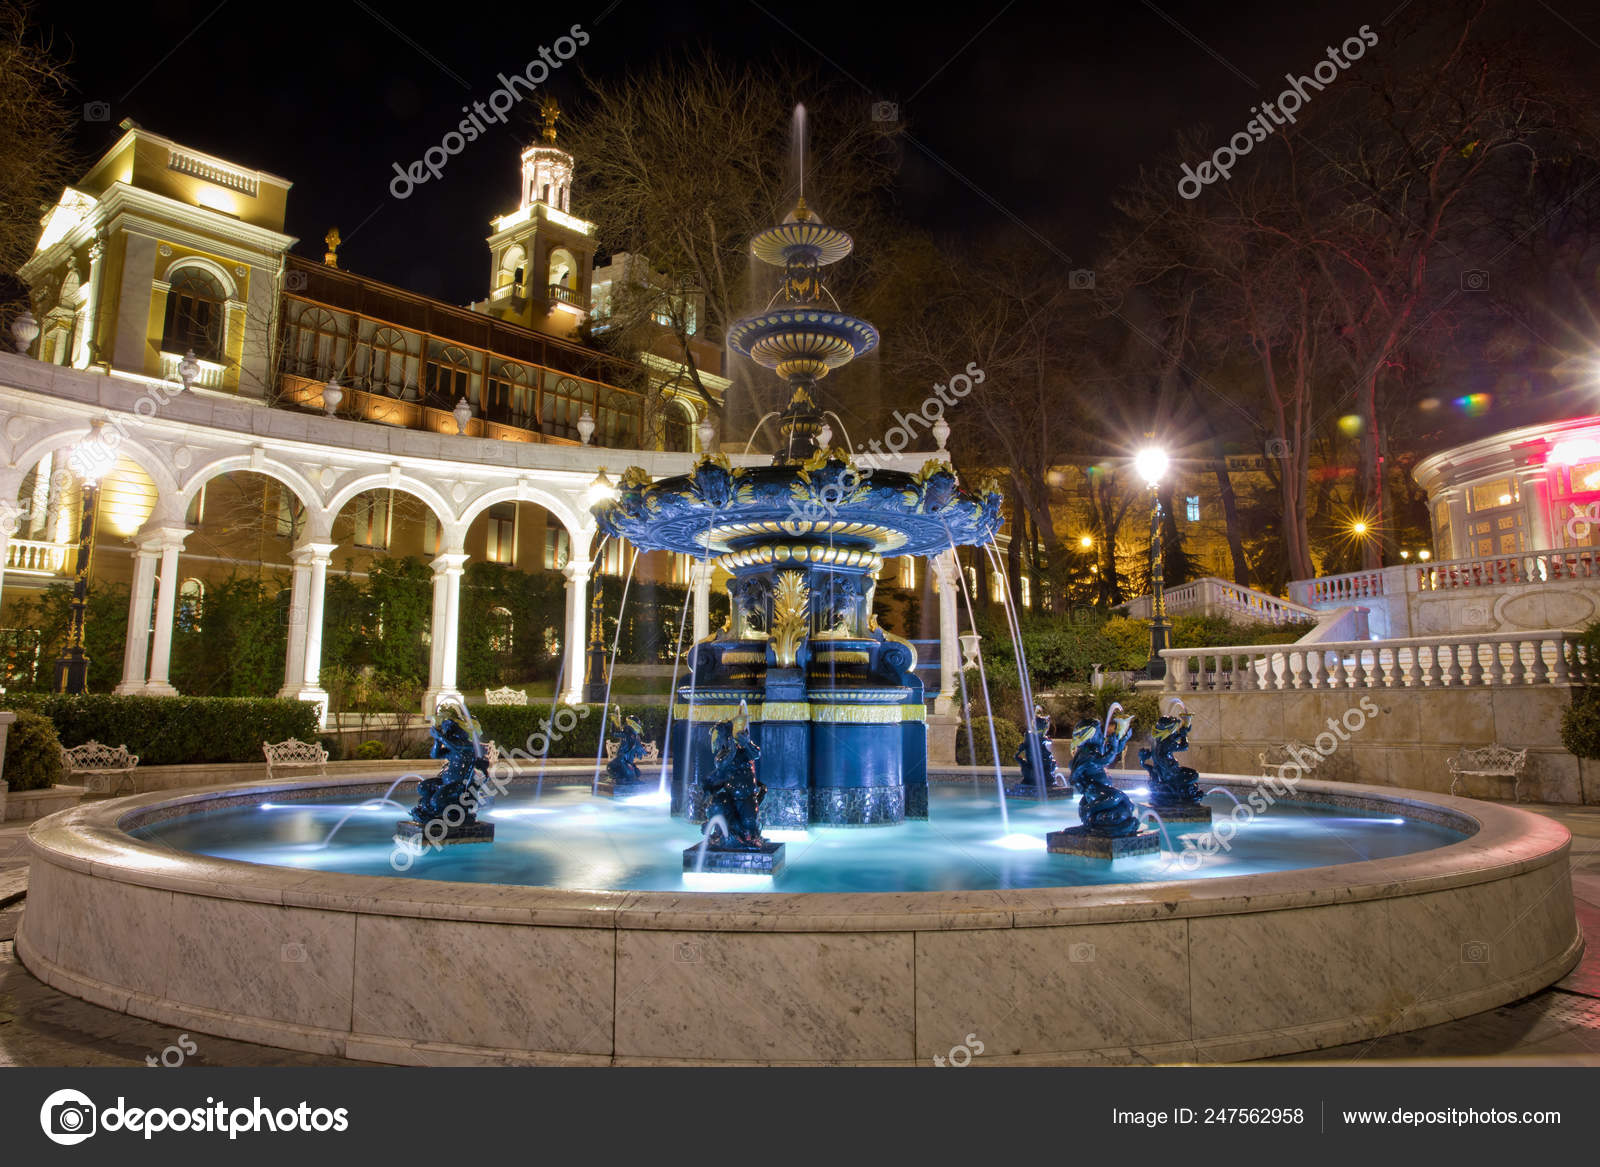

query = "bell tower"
[{"left": 475, "top": 97, "right": 597, "bottom": 339}]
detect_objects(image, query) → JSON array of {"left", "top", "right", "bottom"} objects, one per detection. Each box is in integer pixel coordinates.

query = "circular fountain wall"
[{"left": 16, "top": 774, "right": 1580, "bottom": 1065}]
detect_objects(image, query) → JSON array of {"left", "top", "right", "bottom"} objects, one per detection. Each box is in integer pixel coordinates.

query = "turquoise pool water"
[{"left": 127, "top": 783, "right": 1468, "bottom": 893}]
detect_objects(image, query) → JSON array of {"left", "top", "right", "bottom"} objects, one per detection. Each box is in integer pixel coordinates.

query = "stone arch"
[
  {"left": 177, "top": 453, "right": 321, "bottom": 519},
  {"left": 160, "top": 254, "right": 240, "bottom": 302},
  {"left": 324, "top": 472, "right": 457, "bottom": 545},
  {"left": 11, "top": 427, "right": 182, "bottom": 510},
  {"left": 457, "top": 482, "right": 588, "bottom": 544}
]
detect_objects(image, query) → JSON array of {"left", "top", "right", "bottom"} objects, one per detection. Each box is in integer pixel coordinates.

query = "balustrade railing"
[
  {"left": 1121, "top": 576, "right": 1317, "bottom": 625},
  {"left": 1162, "top": 628, "right": 1587, "bottom": 692},
  {"left": 1291, "top": 549, "right": 1600, "bottom": 609},
  {"left": 5, "top": 538, "right": 73, "bottom": 574}
]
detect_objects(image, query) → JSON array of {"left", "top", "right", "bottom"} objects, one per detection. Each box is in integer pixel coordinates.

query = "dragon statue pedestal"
[
  {"left": 1046, "top": 705, "right": 1159, "bottom": 860},
  {"left": 395, "top": 715, "right": 496, "bottom": 847},
  {"left": 1138, "top": 708, "right": 1213, "bottom": 825},
  {"left": 597, "top": 706, "right": 656, "bottom": 799},
  {"left": 683, "top": 712, "right": 786, "bottom": 873},
  {"left": 1005, "top": 707, "right": 1072, "bottom": 799}
]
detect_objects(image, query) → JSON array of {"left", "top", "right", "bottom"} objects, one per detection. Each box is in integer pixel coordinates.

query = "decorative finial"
[
  {"left": 791, "top": 195, "right": 812, "bottom": 223},
  {"left": 324, "top": 227, "right": 341, "bottom": 268},
  {"left": 539, "top": 96, "right": 561, "bottom": 144}
]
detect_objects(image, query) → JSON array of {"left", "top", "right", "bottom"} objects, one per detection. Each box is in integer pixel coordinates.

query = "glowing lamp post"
[
  {"left": 584, "top": 470, "right": 617, "bottom": 703},
  {"left": 1134, "top": 445, "right": 1170, "bottom": 680},
  {"left": 54, "top": 426, "right": 107, "bottom": 693}
]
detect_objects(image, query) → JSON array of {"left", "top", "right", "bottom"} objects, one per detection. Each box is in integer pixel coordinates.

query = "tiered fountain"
[{"left": 592, "top": 196, "right": 1003, "bottom": 844}]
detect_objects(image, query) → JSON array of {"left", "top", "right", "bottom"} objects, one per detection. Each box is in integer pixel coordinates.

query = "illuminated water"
[{"left": 127, "top": 785, "right": 1466, "bottom": 894}]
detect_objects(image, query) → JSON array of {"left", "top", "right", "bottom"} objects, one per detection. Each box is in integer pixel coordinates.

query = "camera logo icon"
[
  {"left": 1461, "top": 270, "right": 1489, "bottom": 292},
  {"left": 1068, "top": 269, "right": 1095, "bottom": 290},
  {"left": 1461, "top": 940, "right": 1491, "bottom": 964},
  {"left": 871, "top": 101, "right": 898, "bottom": 123},
  {"left": 40, "top": 1088, "right": 97, "bottom": 1146},
  {"left": 83, "top": 101, "right": 110, "bottom": 122},
  {"left": 285, "top": 269, "right": 308, "bottom": 293},
  {"left": 675, "top": 941, "right": 701, "bottom": 963},
  {"left": 1265, "top": 438, "right": 1291, "bottom": 458}
]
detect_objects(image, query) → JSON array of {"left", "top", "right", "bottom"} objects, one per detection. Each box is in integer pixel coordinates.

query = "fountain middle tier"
[{"left": 594, "top": 451, "right": 1004, "bottom": 827}]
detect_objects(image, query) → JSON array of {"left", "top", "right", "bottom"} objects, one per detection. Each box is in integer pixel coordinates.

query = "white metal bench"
[
  {"left": 61, "top": 741, "right": 140, "bottom": 796},
  {"left": 262, "top": 738, "right": 328, "bottom": 779},
  {"left": 1448, "top": 745, "right": 1529, "bottom": 802},
  {"left": 604, "top": 739, "right": 661, "bottom": 763},
  {"left": 484, "top": 686, "right": 528, "bottom": 706}
]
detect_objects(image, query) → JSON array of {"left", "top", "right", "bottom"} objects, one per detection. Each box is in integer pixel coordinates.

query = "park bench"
[
  {"left": 262, "top": 737, "right": 328, "bottom": 779},
  {"left": 61, "top": 741, "right": 140, "bottom": 796},
  {"left": 604, "top": 739, "right": 661, "bottom": 763},
  {"left": 1258, "top": 740, "right": 1325, "bottom": 780},
  {"left": 1447, "top": 745, "right": 1529, "bottom": 803},
  {"left": 484, "top": 686, "right": 528, "bottom": 706}
]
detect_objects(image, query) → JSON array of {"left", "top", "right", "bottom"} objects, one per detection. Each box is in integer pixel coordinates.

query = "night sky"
[{"left": 34, "top": 0, "right": 1595, "bottom": 303}]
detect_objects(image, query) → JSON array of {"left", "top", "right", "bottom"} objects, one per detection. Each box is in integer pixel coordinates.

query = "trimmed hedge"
[
  {"left": 467, "top": 702, "right": 670, "bottom": 759},
  {"left": 1561, "top": 697, "right": 1600, "bottom": 759},
  {"left": 4, "top": 710, "right": 64, "bottom": 791},
  {"left": 956, "top": 715, "right": 1025, "bottom": 768},
  {"left": 1, "top": 695, "right": 319, "bottom": 766}
]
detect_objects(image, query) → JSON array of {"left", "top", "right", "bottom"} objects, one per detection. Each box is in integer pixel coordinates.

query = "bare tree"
[{"left": 0, "top": 1, "right": 77, "bottom": 313}]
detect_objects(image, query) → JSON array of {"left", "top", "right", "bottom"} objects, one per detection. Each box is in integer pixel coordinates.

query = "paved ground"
[{"left": 1, "top": 804, "right": 1598, "bottom": 1067}]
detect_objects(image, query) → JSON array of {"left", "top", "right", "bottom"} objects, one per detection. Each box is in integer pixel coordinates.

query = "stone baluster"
[
  {"left": 1465, "top": 642, "right": 1485, "bottom": 685},
  {"left": 1445, "top": 644, "right": 1464, "bottom": 686},
  {"left": 1530, "top": 636, "right": 1550, "bottom": 684},
  {"left": 1551, "top": 633, "right": 1571, "bottom": 685},
  {"left": 1485, "top": 639, "right": 1505, "bottom": 686},
  {"left": 1507, "top": 639, "right": 1527, "bottom": 685}
]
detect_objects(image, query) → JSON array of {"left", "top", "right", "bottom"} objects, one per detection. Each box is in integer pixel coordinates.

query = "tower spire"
[{"left": 539, "top": 95, "right": 561, "bottom": 144}]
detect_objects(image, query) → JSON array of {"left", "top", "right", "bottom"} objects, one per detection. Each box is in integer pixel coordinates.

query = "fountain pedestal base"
[
  {"left": 598, "top": 779, "right": 659, "bottom": 800},
  {"left": 1005, "top": 783, "right": 1074, "bottom": 800},
  {"left": 394, "top": 820, "right": 495, "bottom": 846},
  {"left": 1046, "top": 826, "right": 1159, "bottom": 859},
  {"left": 683, "top": 842, "right": 786, "bottom": 874}
]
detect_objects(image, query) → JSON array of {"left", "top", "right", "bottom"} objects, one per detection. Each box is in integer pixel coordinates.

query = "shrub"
[
  {"left": 2, "top": 710, "right": 64, "bottom": 791},
  {"left": 0, "top": 694, "right": 319, "bottom": 766},
  {"left": 1569, "top": 620, "right": 1600, "bottom": 687},
  {"left": 955, "top": 715, "right": 1025, "bottom": 767},
  {"left": 1561, "top": 697, "right": 1600, "bottom": 759},
  {"left": 354, "top": 739, "right": 388, "bottom": 760}
]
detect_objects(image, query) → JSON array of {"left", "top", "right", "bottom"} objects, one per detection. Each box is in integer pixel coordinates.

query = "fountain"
[
  {"left": 592, "top": 192, "right": 1003, "bottom": 833},
  {"left": 9, "top": 118, "right": 1581, "bottom": 1067}
]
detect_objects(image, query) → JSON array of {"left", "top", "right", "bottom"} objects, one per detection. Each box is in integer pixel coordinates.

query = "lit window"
[
  {"left": 544, "top": 527, "right": 570, "bottom": 571},
  {"left": 275, "top": 485, "right": 300, "bottom": 539},
  {"left": 1019, "top": 575, "right": 1032, "bottom": 608},
  {"left": 898, "top": 558, "right": 916, "bottom": 588},
  {"left": 1186, "top": 495, "right": 1201, "bottom": 522},
  {"left": 489, "top": 606, "right": 514, "bottom": 653},
  {"left": 353, "top": 490, "right": 391, "bottom": 550},
  {"left": 485, "top": 503, "right": 516, "bottom": 564},
  {"left": 964, "top": 565, "right": 978, "bottom": 596},
  {"left": 178, "top": 578, "right": 204, "bottom": 632}
]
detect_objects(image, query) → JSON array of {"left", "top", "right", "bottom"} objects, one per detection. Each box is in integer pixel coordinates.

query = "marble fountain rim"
[{"left": 21, "top": 771, "right": 1569, "bottom": 934}]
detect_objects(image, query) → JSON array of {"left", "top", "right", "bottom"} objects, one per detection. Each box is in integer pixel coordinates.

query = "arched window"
[
  {"left": 177, "top": 578, "right": 205, "bottom": 632},
  {"left": 366, "top": 327, "right": 413, "bottom": 397},
  {"left": 489, "top": 606, "right": 514, "bottom": 653},
  {"left": 661, "top": 397, "right": 694, "bottom": 453},
  {"left": 425, "top": 343, "right": 474, "bottom": 408},
  {"left": 293, "top": 306, "right": 344, "bottom": 380},
  {"left": 485, "top": 361, "right": 532, "bottom": 427},
  {"left": 161, "top": 269, "right": 225, "bottom": 361}
]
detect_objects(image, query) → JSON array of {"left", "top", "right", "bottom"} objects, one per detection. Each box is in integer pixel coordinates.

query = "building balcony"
[
  {"left": 6, "top": 538, "right": 74, "bottom": 576},
  {"left": 159, "top": 350, "right": 225, "bottom": 390},
  {"left": 546, "top": 284, "right": 588, "bottom": 311}
]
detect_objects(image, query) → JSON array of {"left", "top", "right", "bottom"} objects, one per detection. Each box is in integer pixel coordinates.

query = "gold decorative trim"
[
  {"left": 760, "top": 701, "right": 811, "bottom": 721},
  {"left": 771, "top": 570, "right": 809, "bottom": 669},
  {"left": 721, "top": 651, "right": 766, "bottom": 664},
  {"left": 810, "top": 704, "right": 904, "bottom": 724},
  {"left": 811, "top": 650, "right": 870, "bottom": 664},
  {"left": 716, "top": 544, "right": 883, "bottom": 572}
]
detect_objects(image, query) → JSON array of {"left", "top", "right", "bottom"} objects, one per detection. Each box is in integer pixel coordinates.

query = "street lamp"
[
  {"left": 54, "top": 424, "right": 107, "bottom": 693},
  {"left": 1134, "top": 445, "right": 1170, "bottom": 680}
]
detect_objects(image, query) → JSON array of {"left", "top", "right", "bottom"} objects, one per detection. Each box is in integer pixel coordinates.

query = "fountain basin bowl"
[{"left": 16, "top": 773, "right": 1580, "bottom": 1066}]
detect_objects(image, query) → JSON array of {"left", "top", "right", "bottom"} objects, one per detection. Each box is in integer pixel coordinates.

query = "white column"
[
  {"left": 1516, "top": 466, "right": 1553, "bottom": 551},
  {"left": 931, "top": 550, "right": 960, "bottom": 715},
  {"left": 281, "top": 541, "right": 336, "bottom": 725},
  {"left": 142, "top": 528, "right": 191, "bottom": 696},
  {"left": 73, "top": 239, "right": 104, "bottom": 369},
  {"left": 561, "top": 555, "right": 594, "bottom": 705},
  {"left": 422, "top": 550, "right": 469, "bottom": 714},
  {"left": 115, "top": 544, "right": 160, "bottom": 693},
  {"left": 1442, "top": 487, "right": 1470, "bottom": 559},
  {"left": 691, "top": 559, "right": 712, "bottom": 643}
]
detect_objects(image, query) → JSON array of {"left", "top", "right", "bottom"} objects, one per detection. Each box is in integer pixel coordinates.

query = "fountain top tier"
[{"left": 595, "top": 180, "right": 1003, "bottom": 556}]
